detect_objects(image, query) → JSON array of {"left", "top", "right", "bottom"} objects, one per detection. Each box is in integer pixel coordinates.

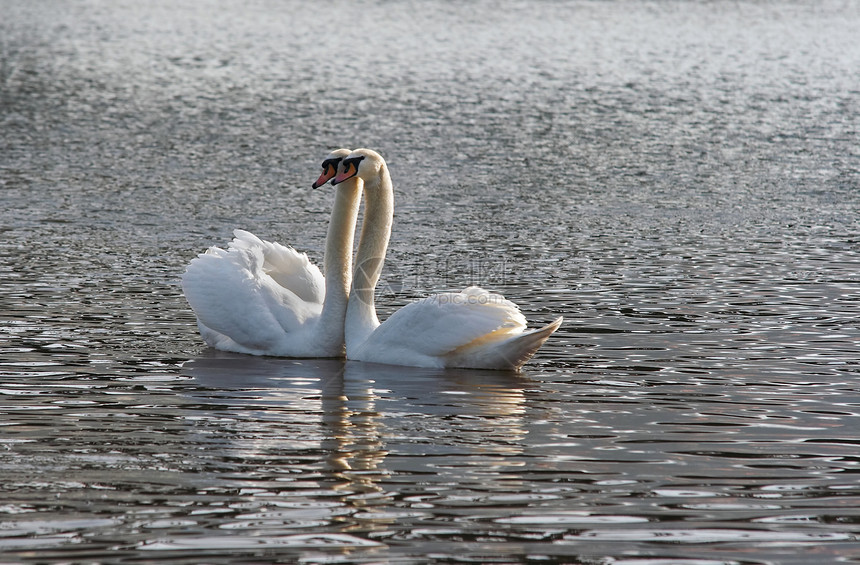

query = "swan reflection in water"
[{"left": 180, "top": 352, "right": 529, "bottom": 520}]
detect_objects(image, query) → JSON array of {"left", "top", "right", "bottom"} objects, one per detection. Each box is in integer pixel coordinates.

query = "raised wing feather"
[
  {"left": 181, "top": 232, "right": 322, "bottom": 353},
  {"left": 229, "top": 229, "right": 324, "bottom": 304}
]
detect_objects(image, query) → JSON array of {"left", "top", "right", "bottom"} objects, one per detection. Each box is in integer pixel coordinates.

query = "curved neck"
[
  {"left": 346, "top": 166, "right": 393, "bottom": 351},
  {"left": 317, "top": 178, "right": 362, "bottom": 347}
]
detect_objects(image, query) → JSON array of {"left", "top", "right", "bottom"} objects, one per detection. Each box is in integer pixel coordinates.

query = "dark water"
[{"left": 2, "top": 0, "right": 860, "bottom": 563}]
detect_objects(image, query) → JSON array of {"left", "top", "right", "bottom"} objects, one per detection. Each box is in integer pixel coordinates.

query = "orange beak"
[
  {"left": 312, "top": 165, "right": 336, "bottom": 189},
  {"left": 333, "top": 162, "right": 357, "bottom": 185}
]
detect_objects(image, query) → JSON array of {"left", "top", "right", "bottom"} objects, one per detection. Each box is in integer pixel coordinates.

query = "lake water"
[{"left": 2, "top": 0, "right": 859, "bottom": 563}]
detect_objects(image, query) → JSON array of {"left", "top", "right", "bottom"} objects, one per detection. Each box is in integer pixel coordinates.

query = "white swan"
[
  {"left": 181, "top": 149, "right": 361, "bottom": 357},
  {"left": 331, "top": 148, "right": 563, "bottom": 371}
]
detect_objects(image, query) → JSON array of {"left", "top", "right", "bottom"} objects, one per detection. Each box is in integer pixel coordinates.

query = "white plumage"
[
  {"left": 181, "top": 149, "right": 361, "bottom": 358},
  {"left": 350, "top": 286, "right": 561, "bottom": 370},
  {"left": 182, "top": 229, "right": 325, "bottom": 355},
  {"left": 333, "top": 149, "right": 562, "bottom": 371}
]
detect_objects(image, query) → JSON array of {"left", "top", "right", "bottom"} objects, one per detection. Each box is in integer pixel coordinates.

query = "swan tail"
[
  {"left": 503, "top": 315, "right": 564, "bottom": 370},
  {"left": 445, "top": 316, "right": 563, "bottom": 371}
]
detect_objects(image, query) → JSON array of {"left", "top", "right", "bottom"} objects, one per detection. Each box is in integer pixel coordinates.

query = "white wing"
[
  {"left": 181, "top": 231, "right": 323, "bottom": 354},
  {"left": 229, "top": 229, "right": 324, "bottom": 304},
  {"left": 353, "top": 287, "right": 529, "bottom": 367}
]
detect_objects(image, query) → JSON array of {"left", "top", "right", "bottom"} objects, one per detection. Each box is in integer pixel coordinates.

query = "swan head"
[
  {"left": 312, "top": 148, "right": 352, "bottom": 189},
  {"left": 332, "top": 148, "right": 385, "bottom": 186}
]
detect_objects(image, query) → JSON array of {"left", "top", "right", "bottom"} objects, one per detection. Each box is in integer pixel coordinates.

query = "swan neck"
[
  {"left": 317, "top": 178, "right": 361, "bottom": 346},
  {"left": 346, "top": 167, "right": 393, "bottom": 350}
]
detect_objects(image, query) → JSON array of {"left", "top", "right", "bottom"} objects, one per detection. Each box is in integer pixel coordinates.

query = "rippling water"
[{"left": 2, "top": 0, "right": 859, "bottom": 563}]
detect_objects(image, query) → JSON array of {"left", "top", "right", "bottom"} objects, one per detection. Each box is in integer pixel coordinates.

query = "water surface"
[{"left": 1, "top": 1, "right": 859, "bottom": 563}]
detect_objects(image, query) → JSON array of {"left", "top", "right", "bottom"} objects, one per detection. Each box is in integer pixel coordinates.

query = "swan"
[
  {"left": 331, "top": 148, "right": 563, "bottom": 371},
  {"left": 181, "top": 149, "right": 361, "bottom": 357}
]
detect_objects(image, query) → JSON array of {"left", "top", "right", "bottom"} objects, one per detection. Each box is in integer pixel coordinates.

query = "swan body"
[
  {"left": 332, "top": 148, "right": 562, "bottom": 371},
  {"left": 349, "top": 286, "right": 563, "bottom": 370},
  {"left": 181, "top": 149, "right": 360, "bottom": 357}
]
